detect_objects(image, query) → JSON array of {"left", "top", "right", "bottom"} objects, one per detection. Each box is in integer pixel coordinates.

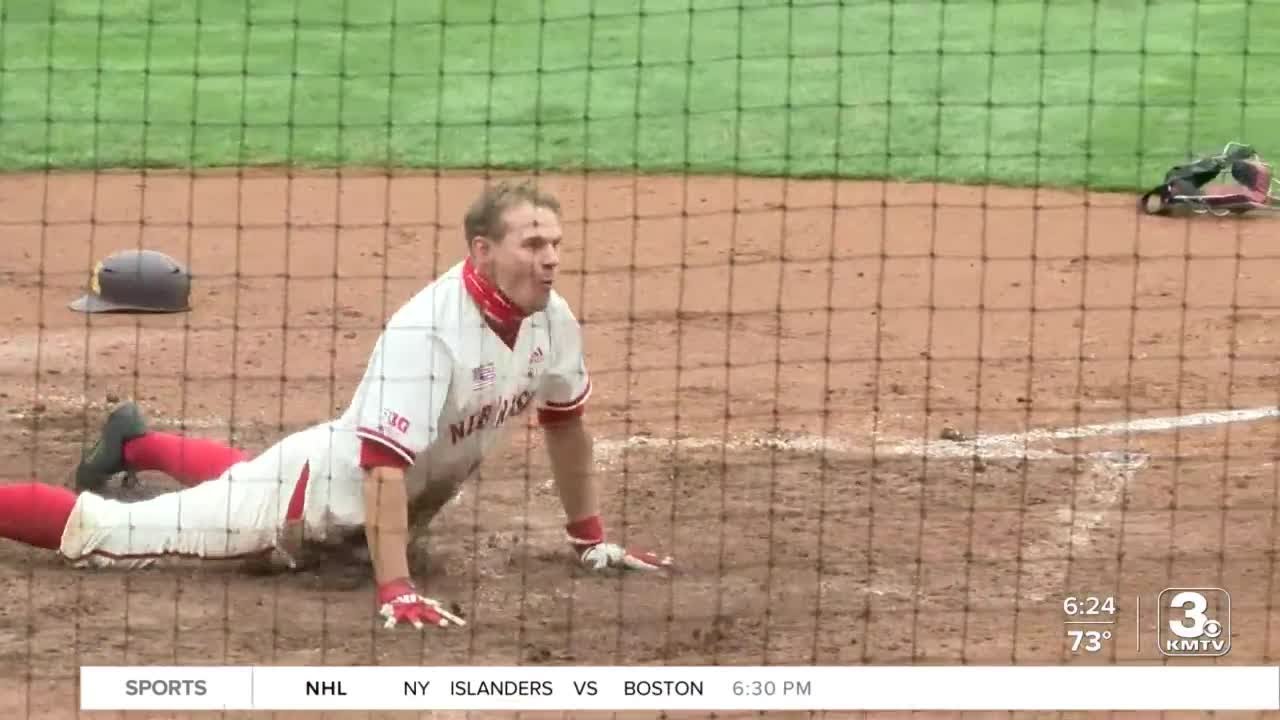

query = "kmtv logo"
[{"left": 1158, "top": 588, "right": 1230, "bottom": 657}]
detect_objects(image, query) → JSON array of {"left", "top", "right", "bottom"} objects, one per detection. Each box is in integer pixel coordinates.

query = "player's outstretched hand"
[
  {"left": 566, "top": 516, "right": 673, "bottom": 573},
  {"left": 578, "top": 542, "right": 674, "bottom": 572},
  {"left": 565, "top": 515, "right": 675, "bottom": 571},
  {"left": 376, "top": 577, "right": 466, "bottom": 630}
]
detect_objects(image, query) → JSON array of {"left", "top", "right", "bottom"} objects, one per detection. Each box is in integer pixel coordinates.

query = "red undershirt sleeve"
[{"left": 359, "top": 436, "right": 412, "bottom": 470}]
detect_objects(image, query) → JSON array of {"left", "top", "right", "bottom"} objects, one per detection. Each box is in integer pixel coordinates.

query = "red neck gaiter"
[{"left": 462, "top": 257, "right": 527, "bottom": 349}]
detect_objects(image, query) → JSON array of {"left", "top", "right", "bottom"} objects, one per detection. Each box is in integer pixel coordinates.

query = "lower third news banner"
[{"left": 80, "top": 666, "right": 1280, "bottom": 712}]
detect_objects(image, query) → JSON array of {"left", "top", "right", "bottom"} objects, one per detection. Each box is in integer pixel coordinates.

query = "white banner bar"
[{"left": 80, "top": 665, "right": 1280, "bottom": 711}]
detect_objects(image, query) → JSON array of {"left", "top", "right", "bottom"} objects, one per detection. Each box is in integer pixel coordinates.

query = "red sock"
[
  {"left": 0, "top": 483, "right": 75, "bottom": 550},
  {"left": 122, "top": 432, "right": 247, "bottom": 488}
]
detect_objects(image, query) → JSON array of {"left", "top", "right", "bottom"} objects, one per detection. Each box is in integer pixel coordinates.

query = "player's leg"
[
  {"left": 121, "top": 432, "right": 247, "bottom": 486},
  {"left": 409, "top": 475, "right": 467, "bottom": 531},
  {"left": 75, "top": 402, "right": 248, "bottom": 493},
  {"left": 54, "top": 429, "right": 318, "bottom": 569},
  {"left": 0, "top": 482, "right": 78, "bottom": 552},
  {"left": 337, "top": 468, "right": 468, "bottom": 575},
  {"left": 400, "top": 476, "right": 468, "bottom": 576}
]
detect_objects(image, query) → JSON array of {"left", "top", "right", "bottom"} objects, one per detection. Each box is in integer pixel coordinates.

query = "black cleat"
[{"left": 74, "top": 401, "right": 148, "bottom": 493}]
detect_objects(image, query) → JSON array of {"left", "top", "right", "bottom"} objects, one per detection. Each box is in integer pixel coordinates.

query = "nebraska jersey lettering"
[{"left": 332, "top": 261, "right": 591, "bottom": 503}]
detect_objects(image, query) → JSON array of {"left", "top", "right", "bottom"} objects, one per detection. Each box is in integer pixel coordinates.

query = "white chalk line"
[
  {"left": 19, "top": 394, "right": 1236, "bottom": 459},
  {"left": 593, "top": 405, "right": 1280, "bottom": 464}
]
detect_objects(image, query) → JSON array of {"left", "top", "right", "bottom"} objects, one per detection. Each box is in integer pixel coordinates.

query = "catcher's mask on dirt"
[
  {"left": 1140, "top": 142, "right": 1280, "bottom": 216},
  {"left": 69, "top": 249, "right": 192, "bottom": 314}
]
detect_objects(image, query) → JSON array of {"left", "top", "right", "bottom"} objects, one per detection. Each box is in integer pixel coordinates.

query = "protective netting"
[{"left": 1, "top": 1, "right": 1278, "bottom": 717}]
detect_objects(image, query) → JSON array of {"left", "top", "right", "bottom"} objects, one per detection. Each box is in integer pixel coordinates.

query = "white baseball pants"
[{"left": 57, "top": 423, "right": 366, "bottom": 569}]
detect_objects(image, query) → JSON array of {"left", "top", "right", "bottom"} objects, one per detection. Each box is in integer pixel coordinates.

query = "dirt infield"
[{"left": 2, "top": 168, "right": 1280, "bottom": 719}]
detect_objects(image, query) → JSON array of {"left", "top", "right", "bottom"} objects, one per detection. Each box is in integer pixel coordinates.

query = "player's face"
[{"left": 487, "top": 202, "right": 563, "bottom": 313}]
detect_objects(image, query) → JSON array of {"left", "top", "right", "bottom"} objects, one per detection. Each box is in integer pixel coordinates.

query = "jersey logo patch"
[
  {"left": 382, "top": 409, "right": 410, "bottom": 434},
  {"left": 473, "top": 363, "right": 496, "bottom": 389}
]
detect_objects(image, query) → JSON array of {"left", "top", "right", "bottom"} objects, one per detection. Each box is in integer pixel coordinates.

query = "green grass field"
[{"left": 1, "top": 0, "right": 1276, "bottom": 190}]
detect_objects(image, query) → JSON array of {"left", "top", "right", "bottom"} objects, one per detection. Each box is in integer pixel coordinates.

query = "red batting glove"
[
  {"left": 376, "top": 578, "right": 466, "bottom": 630},
  {"left": 566, "top": 515, "right": 673, "bottom": 572}
]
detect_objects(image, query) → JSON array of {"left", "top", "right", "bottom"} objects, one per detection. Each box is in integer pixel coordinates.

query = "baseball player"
[{"left": 0, "top": 180, "right": 673, "bottom": 630}]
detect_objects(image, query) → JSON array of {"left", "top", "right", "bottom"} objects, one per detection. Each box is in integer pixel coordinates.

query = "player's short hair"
[{"left": 464, "top": 180, "right": 561, "bottom": 247}]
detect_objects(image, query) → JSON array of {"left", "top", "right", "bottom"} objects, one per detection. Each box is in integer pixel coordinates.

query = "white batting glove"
[
  {"left": 578, "top": 542, "right": 674, "bottom": 571},
  {"left": 566, "top": 515, "right": 674, "bottom": 573}
]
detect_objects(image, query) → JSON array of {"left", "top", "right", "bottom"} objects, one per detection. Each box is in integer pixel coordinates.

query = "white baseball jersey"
[{"left": 334, "top": 260, "right": 591, "bottom": 506}]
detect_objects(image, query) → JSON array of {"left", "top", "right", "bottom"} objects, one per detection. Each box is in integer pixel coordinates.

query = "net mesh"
[{"left": 2, "top": 0, "right": 1277, "bottom": 716}]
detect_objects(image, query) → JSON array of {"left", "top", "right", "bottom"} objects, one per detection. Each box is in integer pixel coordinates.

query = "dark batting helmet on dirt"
[{"left": 69, "top": 249, "right": 192, "bottom": 314}]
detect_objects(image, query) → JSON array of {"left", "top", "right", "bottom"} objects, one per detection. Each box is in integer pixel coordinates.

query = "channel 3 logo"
[{"left": 1157, "top": 588, "right": 1231, "bottom": 657}]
